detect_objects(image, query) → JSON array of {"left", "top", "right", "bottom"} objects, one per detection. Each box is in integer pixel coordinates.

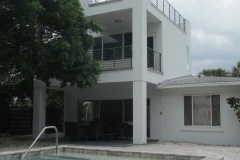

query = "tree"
[
  {"left": 0, "top": 0, "right": 103, "bottom": 106},
  {"left": 232, "top": 61, "right": 240, "bottom": 77},
  {"left": 226, "top": 97, "right": 240, "bottom": 122},
  {"left": 199, "top": 68, "right": 229, "bottom": 77},
  {"left": 226, "top": 60, "right": 240, "bottom": 122}
]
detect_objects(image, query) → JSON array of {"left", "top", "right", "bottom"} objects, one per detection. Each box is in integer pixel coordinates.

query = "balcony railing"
[
  {"left": 91, "top": 46, "right": 132, "bottom": 70},
  {"left": 90, "top": 46, "right": 162, "bottom": 72},
  {"left": 151, "top": 0, "right": 185, "bottom": 32},
  {"left": 90, "top": 0, "right": 115, "bottom": 4},
  {"left": 147, "top": 48, "right": 162, "bottom": 72}
]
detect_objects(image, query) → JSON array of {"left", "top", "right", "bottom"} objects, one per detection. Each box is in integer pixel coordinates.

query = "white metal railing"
[
  {"left": 147, "top": 47, "right": 162, "bottom": 72},
  {"left": 90, "top": 0, "right": 112, "bottom": 4},
  {"left": 90, "top": 46, "right": 132, "bottom": 70},
  {"left": 151, "top": 0, "right": 185, "bottom": 32},
  {"left": 21, "top": 126, "right": 58, "bottom": 160}
]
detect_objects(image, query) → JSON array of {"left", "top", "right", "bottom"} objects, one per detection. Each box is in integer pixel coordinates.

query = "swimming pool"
[
  {"left": 0, "top": 146, "right": 204, "bottom": 160},
  {"left": 27, "top": 152, "right": 163, "bottom": 160}
]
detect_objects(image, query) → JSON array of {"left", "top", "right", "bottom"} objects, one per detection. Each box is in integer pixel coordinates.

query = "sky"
[{"left": 169, "top": 0, "right": 240, "bottom": 75}]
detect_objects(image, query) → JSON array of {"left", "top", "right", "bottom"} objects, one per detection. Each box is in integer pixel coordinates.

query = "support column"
[
  {"left": 133, "top": 80, "right": 147, "bottom": 144},
  {"left": 32, "top": 80, "right": 46, "bottom": 138}
]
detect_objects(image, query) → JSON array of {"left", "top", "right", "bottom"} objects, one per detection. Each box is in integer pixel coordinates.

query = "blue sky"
[{"left": 169, "top": 0, "right": 240, "bottom": 75}]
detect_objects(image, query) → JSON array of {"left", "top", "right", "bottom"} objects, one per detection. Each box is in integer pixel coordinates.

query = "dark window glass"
[
  {"left": 147, "top": 37, "right": 154, "bottom": 68},
  {"left": 212, "top": 95, "right": 221, "bottom": 126},
  {"left": 103, "top": 34, "right": 122, "bottom": 61},
  {"left": 124, "top": 99, "right": 133, "bottom": 122},
  {"left": 77, "top": 101, "right": 99, "bottom": 123},
  {"left": 100, "top": 100, "right": 123, "bottom": 125},
  {"left": 184, "top": 96, "right": 192, "bottom": 125},
  {"left": 124, "top": 33, "right": 132, "bottom": 59},
  {"left": 93, "top": 37, "right": 102, "bottom": 60}
]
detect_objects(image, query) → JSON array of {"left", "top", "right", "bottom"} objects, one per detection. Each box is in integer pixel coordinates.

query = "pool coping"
[{"left": 0, "top": 145, "right": 223, "bottom": 160}]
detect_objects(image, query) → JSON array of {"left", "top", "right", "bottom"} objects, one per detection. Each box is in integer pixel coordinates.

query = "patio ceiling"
[{"left": 87, "top": 9, "right": 160, "bottom": 31}]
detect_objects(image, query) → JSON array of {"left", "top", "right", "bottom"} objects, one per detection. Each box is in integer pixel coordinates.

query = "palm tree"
[{"left": 232, "top": 61, "right": 240, "bottom": 77}]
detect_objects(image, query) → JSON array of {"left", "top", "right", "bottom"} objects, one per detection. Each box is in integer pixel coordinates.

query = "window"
[
  {"left": 93, "top": 33, "right": 132, "bottom": 61},
  {"left": 93, "top": 37, "right": 102, "bottom": 60},
  {"left": 103, "top": 34, "right": 122, "bottom": 60},
  {"left": 184, "top": 95, "right": 221, "bottom": 126},
  {"left": 77, "top": 101, "right": 100, "bottom": 123}
]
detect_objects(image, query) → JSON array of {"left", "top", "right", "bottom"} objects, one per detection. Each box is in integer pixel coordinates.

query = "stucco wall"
[
  {"left": 78, "top": 0, "right": 191, "bottom": 85},
  {"left": 160, "top": 86, "right": 240, "bottom": 146}
]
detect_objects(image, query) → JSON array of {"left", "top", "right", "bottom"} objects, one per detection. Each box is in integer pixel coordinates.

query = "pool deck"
[
  {"left": 0, "top": 134, "right": 239, "bottom": 160},
  {"left": 58, "top": 140, "right": 239, "bottom": 160}
]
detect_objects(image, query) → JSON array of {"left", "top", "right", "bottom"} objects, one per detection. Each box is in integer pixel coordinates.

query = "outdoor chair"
[
  {"left": 102, "top": 122, "right": 129, "bottom": 140},
  {"left": 88, "top": 122, "right": 104, "bottom": 140},
  {"left": 68, "top": 122, "right": 86, "bottom": 141}
]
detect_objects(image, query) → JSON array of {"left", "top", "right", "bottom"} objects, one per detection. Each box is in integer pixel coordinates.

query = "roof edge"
[{"left": 157, "top": 81, "right": 240, "bottom": 89}]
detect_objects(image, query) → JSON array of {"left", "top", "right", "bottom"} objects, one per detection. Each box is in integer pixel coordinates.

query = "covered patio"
[{"left": 32, "top": 80, "right": 159, "bottom": 144}]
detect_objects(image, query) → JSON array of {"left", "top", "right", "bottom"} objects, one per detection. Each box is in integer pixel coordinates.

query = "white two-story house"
[{"left": 33, "top": 0, "right": 240, "bottom": 145}]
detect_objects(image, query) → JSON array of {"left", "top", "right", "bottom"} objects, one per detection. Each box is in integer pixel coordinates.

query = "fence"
[{"left": 0, "top": 108, "right": 33, "bottom": 134}]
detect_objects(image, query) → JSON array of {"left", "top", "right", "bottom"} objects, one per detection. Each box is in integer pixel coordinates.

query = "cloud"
[{"left": 169, "top": 0, "right": 240, "bottom": 75}]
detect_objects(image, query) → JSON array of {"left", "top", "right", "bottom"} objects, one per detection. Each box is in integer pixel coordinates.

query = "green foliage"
[
  {"left": 46, "top": 90, "right": 64, "bottom": 131},
  {"left": 226, "top": 97, "right": 240, "bottom": 122},
  {"left": 199, "top": 68, "right": 229, "bottom": 77},
  {"left": 0, "top": 0, "right": 103, "bottom": 107}
]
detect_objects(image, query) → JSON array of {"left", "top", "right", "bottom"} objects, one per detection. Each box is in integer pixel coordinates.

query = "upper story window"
[
  {"left": 93, "top": 33, "right": 132, "bottom": 61},
  {"left": 184, "top": 95, "right": 221, "bottom": 126}
]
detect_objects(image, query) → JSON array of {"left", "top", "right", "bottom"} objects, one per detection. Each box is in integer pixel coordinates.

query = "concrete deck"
[
  {"left": 0, "top": 134, "right": 239, "bottom": 160},
  {"left": 58, "top": 140, "right": 239, "bottom": 160}
]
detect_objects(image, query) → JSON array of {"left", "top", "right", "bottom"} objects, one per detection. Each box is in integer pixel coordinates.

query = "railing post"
[
  {"left": 163, "top": 0, "right": 164, "bottom": 14},
  {"left": 174, "top": 10, "right": 176, "bottom": 24},
  {"left": 113, "top": 48, "right": 115, "bottom": 69},
  {"left": 169, "top": 3, "right": 170, "bottom": 19},
  {"left": 183, "top": 18, "right": 186, "bottom": 32},
  {"left": 179, "top": 14, "right": 181, "bottom": 28}
]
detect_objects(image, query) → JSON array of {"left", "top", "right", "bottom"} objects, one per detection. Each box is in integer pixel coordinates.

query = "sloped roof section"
[{"left": 157, "top": 75, "right": 240, "bottom": 89}]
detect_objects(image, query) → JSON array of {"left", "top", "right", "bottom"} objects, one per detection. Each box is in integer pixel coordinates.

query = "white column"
[
  {"left": 132, "top": 0, "right": 148, "bottom": 144},
  {"left": 133, "top": 80, "right": 147, "bottom": 144},
  {"left": 32, "top": 80, "right": 46, "bottom": 138},
  {"left": 132, "top": 0, "right": 147, "bottom": 80}
]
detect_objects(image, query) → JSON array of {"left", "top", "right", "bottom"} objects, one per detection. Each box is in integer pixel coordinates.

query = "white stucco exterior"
[
  {"left": 32, "top": 0, "right": 240, "bottom": 146},
  {"left": 160, "top": 86, "right": 240, "bottom": 145}
]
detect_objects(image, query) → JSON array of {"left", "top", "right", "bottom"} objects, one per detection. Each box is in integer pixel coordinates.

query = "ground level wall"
[{"left": 161, "top": 85, "right": 240, "bottom": 146}]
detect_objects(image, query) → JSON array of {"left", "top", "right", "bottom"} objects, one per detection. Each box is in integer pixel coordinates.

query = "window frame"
[
  {"left": 92, "top": 32, "right": 132, "bottom": 61},
  {"left": 183, "top": 94, "right": 221, "bottom": 127}
]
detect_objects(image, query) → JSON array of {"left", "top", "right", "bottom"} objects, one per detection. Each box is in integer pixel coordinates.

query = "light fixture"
[{"left": 114, "top": 19, "right": 122, "bottom": 23}]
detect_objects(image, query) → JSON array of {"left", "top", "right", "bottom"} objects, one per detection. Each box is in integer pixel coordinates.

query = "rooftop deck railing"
[
  {"left": 90, "top": 0, "right": 114, "bottom": 4},
  {"left": 151, "top": 0, "right": 185, "bottom": 32}
]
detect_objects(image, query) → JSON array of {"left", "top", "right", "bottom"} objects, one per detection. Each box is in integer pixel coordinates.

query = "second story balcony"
[{"left": 90, "top": 46, "right": 162, "bottom": 72}]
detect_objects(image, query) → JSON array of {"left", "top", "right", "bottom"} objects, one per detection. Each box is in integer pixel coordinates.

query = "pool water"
[{"left": 27, "top": 152, "right": 160, "bottom": 160}]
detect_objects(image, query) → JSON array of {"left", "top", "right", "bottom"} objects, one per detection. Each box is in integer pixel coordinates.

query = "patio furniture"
[
  {"left": 68, "top": 122, "right": 86, "bottom": 141},
  {"left": 63, "top": 121, "right": 70, "bottom": 140},
  {"left": 88, "top": 122, "right": 105, "bottom": 140},
  {"left": 102, "top": 122, "right": 130, "bottom": 140}
]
